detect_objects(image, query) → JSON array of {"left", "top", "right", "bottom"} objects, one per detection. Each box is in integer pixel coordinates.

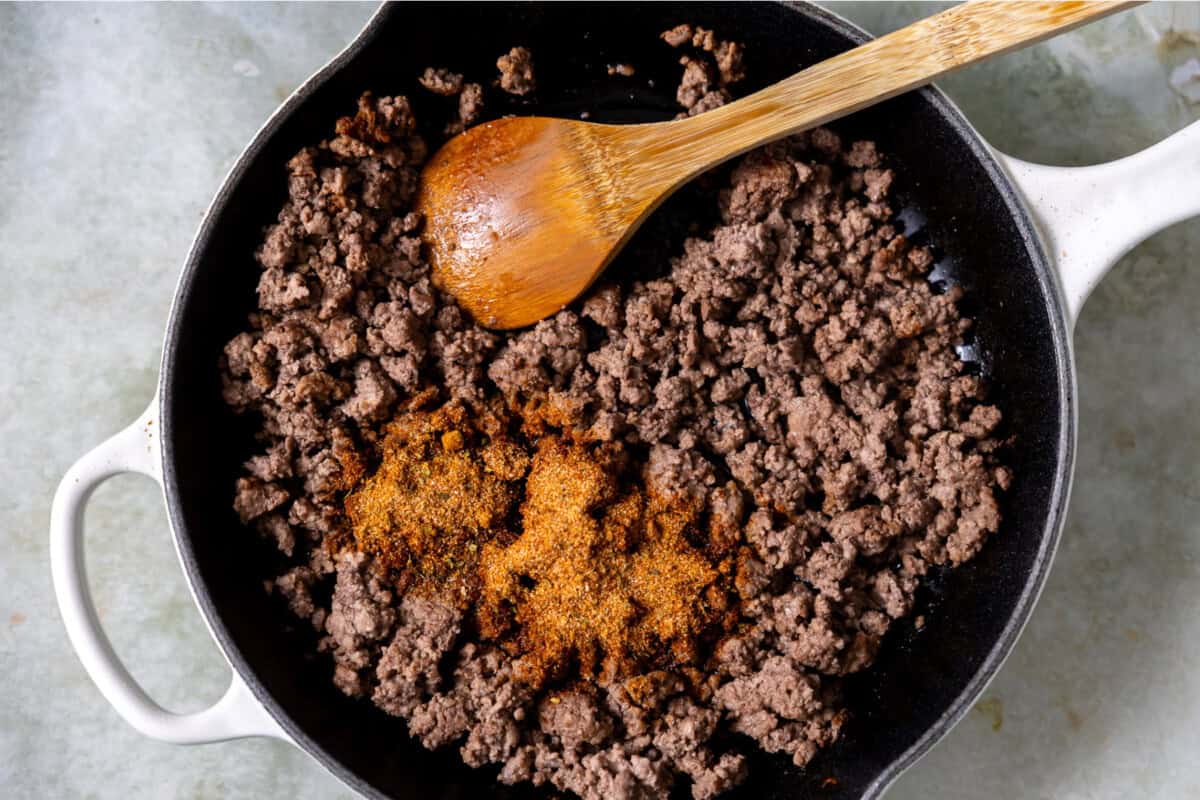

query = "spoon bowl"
[{"left": 418, "top": 116, "right": 663, "bottom": 329}]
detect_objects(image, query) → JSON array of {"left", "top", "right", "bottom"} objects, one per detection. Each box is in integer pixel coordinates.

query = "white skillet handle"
[
  {"left": 50, "top": 399, "right": 286, "bottom": 743},
  {"left": 994, "top": 121, "right": 1200, "bottom": 327}
]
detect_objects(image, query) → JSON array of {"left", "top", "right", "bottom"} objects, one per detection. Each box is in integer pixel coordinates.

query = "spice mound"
[
  {"left": 482, "top": 436, "right": 735, "bottom": 687},
  {"left": 345, "top": 399, "right": 528, "bottom": 606},
  {"left": 348, "top": 397, "right": 737, "bottom": 689}
]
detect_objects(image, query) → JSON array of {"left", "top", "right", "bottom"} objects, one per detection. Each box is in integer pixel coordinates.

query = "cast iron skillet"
[{"left": 168, "top": 2, "right": 1073, "bottom": 798}]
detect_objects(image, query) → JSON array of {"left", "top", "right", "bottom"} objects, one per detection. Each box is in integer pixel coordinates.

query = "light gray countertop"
[{"left": 3, "top": 3, "right": 1199, "bottom": 798}]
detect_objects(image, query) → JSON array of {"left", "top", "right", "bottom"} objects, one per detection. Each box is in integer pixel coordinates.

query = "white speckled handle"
[
  {"left": 995, "top": 120, "right": 1200, "bottom": 328},
  {"left": 50, "top": 398, "right": 287, "bottom": 744}
]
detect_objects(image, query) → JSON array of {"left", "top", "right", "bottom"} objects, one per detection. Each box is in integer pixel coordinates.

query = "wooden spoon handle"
[{"left": 654, "top": 1, "right": 1137, "bottom": 177}]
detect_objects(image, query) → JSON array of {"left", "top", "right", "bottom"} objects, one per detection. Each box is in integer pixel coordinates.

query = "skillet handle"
[
  {"left": 993, "top": 120, "right": 1200, "bottom": 328},
  {"left": 50, "top": 398, "right": 287, "bottom": 744}
]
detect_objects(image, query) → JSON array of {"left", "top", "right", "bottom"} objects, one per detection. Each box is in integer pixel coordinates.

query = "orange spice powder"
[
  {"left": 344, "top": 400, "right": 735, "bottom": 687},
  {"left": 344, "top": 401, "right": 529, "bottom": 606},
  {"left": 477, "top": 437, "right": 732, "bottom": 686}
]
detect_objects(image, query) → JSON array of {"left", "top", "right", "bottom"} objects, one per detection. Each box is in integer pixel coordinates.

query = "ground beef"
[
  {"left": 496, "top": 46, "right": 535, "bottom": 95},
  {"left": 419, "top": 67, "right": 464, "bottom": 96},
  {"left": 457, "top": 83, "right": 484, "bottom": 129},
  {"left": 323, "top": 550, "right": 398, "bottom": 697},
  {"left": 662, "top": 24, "right": 745, "bottom": 115},
  {"left": 221, "top": 29, "right": 1008, "bottom": 800},
  {"left": 419, "top": 65, "right": 485, "bottom": 137},
  {"left": 372, "top": 595, "right": 462, "bottom": 717}
]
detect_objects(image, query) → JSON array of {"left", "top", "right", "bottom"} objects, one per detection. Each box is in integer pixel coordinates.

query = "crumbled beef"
[
  {"left": 663, "top": 24, "right": 745, "bottom": 115},
  {"left": 275, "top": 565, "right": 324, "bottom": 628},
  {"left": 373, "top": 596, "right": 462, "bottom": 716},
  {"left": 713, "top": 40, "right": 745, "bottom": 86},
  {"left": 497, "top": 47, "right": 535, "bottom": 96},
  {"left": 257, "top": 512, "right": 296, "bottom": 557},
  {"left": 244, "top": 437, "right": 295, "bottom": 482},
  {"left": 233, "top": 477, "right": 288, "bottom": 523},
  {"left": 419, "top": 67, "right": 464, "bottom": 96},
  {"left": 457, "top": 83, "right": 484, "bottom": 129},
  {"left": 676, "top": 55, "right": 731, "bottom": 117},
  {"left": 549, "top": 744, "right": 673, "bottom": 800},
  {"left": 539, "top": 692, "right": 612, "bottom": 749},
  {"left": 661, "top": 24, "right": 694, "bottom": 48},
  {"left": 221, "top": 31, "right": 1007, "bottom": 800},
  {"left": 340, "top": 359, "right": 397, "bottom": 423},
  {"left": 324, "top": 551, "right": 397, "bottom": 697},
  {"left": 715, "top": 655, "right": 845, "bottom": 767}
]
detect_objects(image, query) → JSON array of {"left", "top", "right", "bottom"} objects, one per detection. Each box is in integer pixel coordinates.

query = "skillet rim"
[{"left": 158, "top": 3, "right": 1076, "bottom": 797}]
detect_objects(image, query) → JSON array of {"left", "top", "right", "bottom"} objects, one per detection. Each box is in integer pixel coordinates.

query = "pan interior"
[{"left": 161, "top": 3, "right": 1071, "bottom": 798}]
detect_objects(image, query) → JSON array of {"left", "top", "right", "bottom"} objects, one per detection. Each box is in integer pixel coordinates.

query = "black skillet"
[
  {"left": 165, "top": 3, "right": 1076, "bottom": 793},
  {"left": 61, "top": 1, "right": 1164, "bottom": 797}
]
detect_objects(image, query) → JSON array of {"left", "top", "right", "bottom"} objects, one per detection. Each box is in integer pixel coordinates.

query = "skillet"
[{"left": 50, "top": 2, "right": 1200, "bottom": 798}]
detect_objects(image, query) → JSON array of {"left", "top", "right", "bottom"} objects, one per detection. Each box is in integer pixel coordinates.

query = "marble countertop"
[{"left": 3, "top": 2, "right": 1198, "bottom": 798}]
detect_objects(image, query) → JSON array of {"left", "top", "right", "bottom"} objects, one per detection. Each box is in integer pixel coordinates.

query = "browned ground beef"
[
  {"left": 497, "top": 46, "right": 536, "bottom": 96},
  {"left": 223, "top": 29, "right": 1008, "bottom": 800}
]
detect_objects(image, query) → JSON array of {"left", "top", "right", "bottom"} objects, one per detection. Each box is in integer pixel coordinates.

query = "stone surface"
[{"left": 1, "top": 2, "right": 1197, "bottom": 799}]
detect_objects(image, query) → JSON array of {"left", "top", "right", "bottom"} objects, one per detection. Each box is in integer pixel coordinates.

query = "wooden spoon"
[{"left": 416, "top": 1, "right": 1135, "bottom": 329}]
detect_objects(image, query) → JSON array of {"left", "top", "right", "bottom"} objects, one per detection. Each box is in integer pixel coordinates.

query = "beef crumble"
[
  {"left": 223, "top": 28, "right": 1007, "bottom": 800},
  {"left": 497, "top": 46, "right": 536, "bottom": 95},
  {"left": 418, "top": 66, "right": 465, "bottom": 97}
]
